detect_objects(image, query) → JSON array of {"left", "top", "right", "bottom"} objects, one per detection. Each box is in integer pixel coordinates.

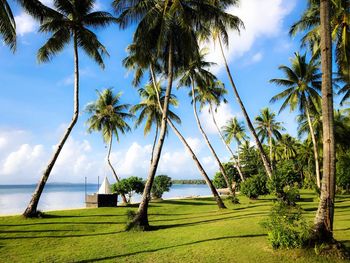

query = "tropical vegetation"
[{"left": 1, "top": 0, "right": 349, "bottom": 260}]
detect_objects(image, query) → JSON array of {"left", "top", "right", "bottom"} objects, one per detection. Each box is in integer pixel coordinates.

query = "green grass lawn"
[{"left": 0, "top": 191, "right": 349, "bottom": 262}]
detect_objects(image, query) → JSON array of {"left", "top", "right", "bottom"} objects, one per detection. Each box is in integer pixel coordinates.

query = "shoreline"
[{"left": 0, "top": 194, "right": 219, "bottom": 217}]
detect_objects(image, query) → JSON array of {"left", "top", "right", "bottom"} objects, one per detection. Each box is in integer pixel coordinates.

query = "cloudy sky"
[{"left": 0, "top": 0, "right": 309, "bottom": 185}]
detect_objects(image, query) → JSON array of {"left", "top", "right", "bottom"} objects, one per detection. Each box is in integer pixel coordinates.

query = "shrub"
[
  {"left": 112, "top": 176, "right": 145, "bottom": 203},
  {"left": 337, "top": 152, "right": 350, "bottom": 193},
  {"left": 151, "top": 175, "right": 172, "bottom": 199},
  {"left": 226, "top": 195, "right": 240, "bottom": 204},
  {"left": 240, "top": 174, "right": 268, "bottom": 199},
  {"left": 268, "top": 160, "right": 302, "bottom": 202},
  {"left": 262, "top": 201, "right": 310, "bottom": 249},
  {"left": 212, "top": 162, "right": 241, "bottom": 189}
]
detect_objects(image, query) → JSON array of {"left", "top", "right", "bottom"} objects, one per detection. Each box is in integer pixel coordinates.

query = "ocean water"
[{"left": 0, "top": 184, "right": 212, "bottom": 215}]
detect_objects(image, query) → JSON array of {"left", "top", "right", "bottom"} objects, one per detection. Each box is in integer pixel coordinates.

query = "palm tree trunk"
[
  {"left": 191, "top": 82, "right": 234, "bottom": 195},
  {"left": 150, "top": 124, "right": 159, "bottom": 164},
  {"left": 218, "top": 37, "right": 273, "bottom": 179},
  {"left": 130, "top": 39, "right": 174, "bottom": 230},
  {"left": 313, "top": 0, "right": 336, "bottom": 241},
  {"left": 305, "top": 106, "right": 321, "bottom": 189},
  {"left": 107, "top": 135, "right": 128, "bottom": 204},
  {"left": 150, "top": 66, "right": 226, "bottom": 209},
  {"left": 209, "top": 104, "right": 245, "bottom": 182},
  {"left": 236, "top": 142, "right": 242, "bottom": 171},
  {"left": 23, "top": 33, "right": 80, "bottom": 218},
  {"left": 167, "top": 119, "right": 226, "bottom": 208},
  {"left": 269, "top": 132, "right": 273, "bottom": 171}
]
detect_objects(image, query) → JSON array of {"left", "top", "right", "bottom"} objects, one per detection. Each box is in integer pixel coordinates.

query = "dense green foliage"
[
  {"left": 240, "top": 174, "right": 269, "bottom": 199},
  {"left": 151, "top": 175, "right": 172, "bottom": 199},
  {"left": 0, "top": 191, "right": 349, "bottom": 262},
  {"left": 172, "top": 180, "right": 206, "bottom": 185},
  {"left": 337, "top": 151, "right": 350, "bottom": 193},
  {"left": 268, "top": 160, "right": 302, "bottom": 202},
  {"left": 212, "top": 162, "right": 240, "bottom": 189},
  {"left": 263, "top": 201, "right": 310, "bottom": 249},
  {"left": 112, "top": 177, "right": 145, "bottom": 203}
]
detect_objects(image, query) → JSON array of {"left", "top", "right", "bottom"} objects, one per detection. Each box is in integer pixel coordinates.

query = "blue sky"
[{"left": 0, "top": 0, "right": 314, "bottom": 184}]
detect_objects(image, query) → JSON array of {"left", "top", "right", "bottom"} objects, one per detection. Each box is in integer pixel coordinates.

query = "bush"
[
  {"left": 151, "top": 175, "right": 172, "bottom": 199},
  {"left": 337, "top": 152, "right": 350, "bottom": 193},
  {"left": 262, "top": 201, "right": 310, "bottom": 249},
  {"left": 212, "top": 162, "right": 241, "bottom": 189},
  {"left": 226, "top": 195, "right": 240, "bottom": 204},
  {"left": 268, "top": 160, "right": 302, "bottom": 202},
  {"left": 240, "top": 174, "right": 268, "bottom": 199},
  {"left": 112, "top": 176, "right": 145, "bottom": 203}
]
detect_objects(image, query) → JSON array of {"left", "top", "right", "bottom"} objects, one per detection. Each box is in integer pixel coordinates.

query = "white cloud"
[
  {"left": 0, "top": 127, "right": 221, "bottom": 185},
  {"left": 0, "top": 128, "right": 104, "bottom": 184},
  {"left": 199, "top": 104, "right": 241, "bottom": 134},
  {"left": 204, "top": 0, "right": 296, "bottom": 72},
  {"left": 251, "top": 52, "right": 263, "bottom": 63},
  {"left": 185, "top": 137, "right": 203, "bottom": 153},
  {"left": 2, "top": 144, "right": 45, "bottom": 177},
  {"left": 14, "top": 12, "right": 37, "bottom": 36},
  {"left": 57, "top": 68, "right": 96, "bottom": 86}
]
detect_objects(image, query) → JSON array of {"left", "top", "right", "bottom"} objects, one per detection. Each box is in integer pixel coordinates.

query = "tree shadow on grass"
[
  {"left": 39, "top": 214, "right": 125, "bottom": 219},
  {"left": 335, "top": 205, "right": 350, "bottom": 210},
  {"left": 149, "top": 211, "right": 268, "bottom": 230},
  {"left": 303, "top": 207, "right": 318, "bottom": 212},
  {"left": 76, "top": 233, "right": 266, "bottom": 263},
  {"left": 232, "top": 203, "right": 270, "bottom": 211},
  {"left": 159, "top": 200, "right": 214, "bottom": 206},
  {"left": 0, "top": 221, "right": 125, "bottom": 227},
  {"left": 298, "top": 197, "right": 315, "bottom": 203},
  {"left": 149, "top": 210, "right": 236, "bottom": 223},
  {"left": 0, "top": 229, "right": 79, "bottom": 234},
  {"left": 0, "top": 230, "right": 124, "bottom": 240}
]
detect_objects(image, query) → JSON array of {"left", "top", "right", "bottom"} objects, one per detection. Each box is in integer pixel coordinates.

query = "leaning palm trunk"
[
  {"left": 305, "top": 106, "right": 321, "bottom": 189},
  {"left": 269, "top": 133, "right": 273, "bottom": 171},
  {"left": 313, "top": 0, "right": 336, "bottom": 241},
  {"left": 23, "top": 34, "right": 80, "bottom": 217},
  {"left": 150, "top": 68, "right": 226, "bottom": 208},
  {"left": 218, "top": 37, "right": 273, "bottom": 179},
  {"left": 107, "top": 135, "right": 128, "bottom": 204},
  {"left": 167, "top": 119, "right": 226, "bottom": 208},
  {"left": 191, "top": 83, "right": 234, "bottom": 195},
  {"left": 150, "top": 124, "right": 159, "bottom": 164},
  {"left": 129, "top": 41, "right": 174, "bottom": 229},
  {"left": 209, "top": 104, "right": 245, "bottom": 182}
]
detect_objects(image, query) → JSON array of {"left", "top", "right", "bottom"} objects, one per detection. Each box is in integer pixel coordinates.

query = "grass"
[{"left": 0, "top": 190, "right": 349, "bottom": 262}]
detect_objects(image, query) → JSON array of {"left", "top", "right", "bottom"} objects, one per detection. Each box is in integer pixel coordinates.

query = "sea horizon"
[{"left": 0, "top": 183, "right": 212, "bottom": 215}]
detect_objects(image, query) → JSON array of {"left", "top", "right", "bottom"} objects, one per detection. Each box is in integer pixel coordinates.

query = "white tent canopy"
[{"left": 98, "top": 177, "right": 112, "bottom": 194}]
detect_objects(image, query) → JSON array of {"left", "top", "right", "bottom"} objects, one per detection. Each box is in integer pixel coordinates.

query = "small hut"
[{"left": 85, "top": 177, "right": 118, "bottom": 208}]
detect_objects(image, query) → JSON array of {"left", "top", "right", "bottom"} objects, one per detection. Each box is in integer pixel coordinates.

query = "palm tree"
[
  {"left": 290, "top": 0, "right": 350, "bottom": 83},
  {"left": 222, "top": 117, "right": 248, "bottom": 180},
  {"left": 85, "top": 88, "right": 133, "bottom": 204},
  {"left": 131, "top": 83, "right": 181, "bottom": 164},
  {"left": 114, "top": 0, "right": 231, "bottom": 229},
  {"left": 270, "top": 52, "right": 322, "bottom": 188},
  {"left": 0, "top": 0, "right": 47, "bottom": 51},
  {"left": 209, "top": 0, "right": 273, "bottom": 179},
  {"left": 123, "top": 46, "right": 227, "bottom": 213},
  {"left": 23, "top": 0, "right": 115, "bottom": 218},
  {"left": 179, "top": 50, "right": 234, "bottom": 195},
  {"left": 275, "top": 134, "right": 299, "bottom": 161},
  {"left": 0, "top": 1, "right": 16, "bottom": 51},
  {"left": 314, "top": 0, "right": 336, "bottom": 241},
  {"left": 207, "top": 82, "right": 246, "bottom": 182},
  {"left": 139, "top": 79, "right": 227, "bottom": 210},
  {"left": 255, "top": 108, "right": 285, "bottom": 170}
]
